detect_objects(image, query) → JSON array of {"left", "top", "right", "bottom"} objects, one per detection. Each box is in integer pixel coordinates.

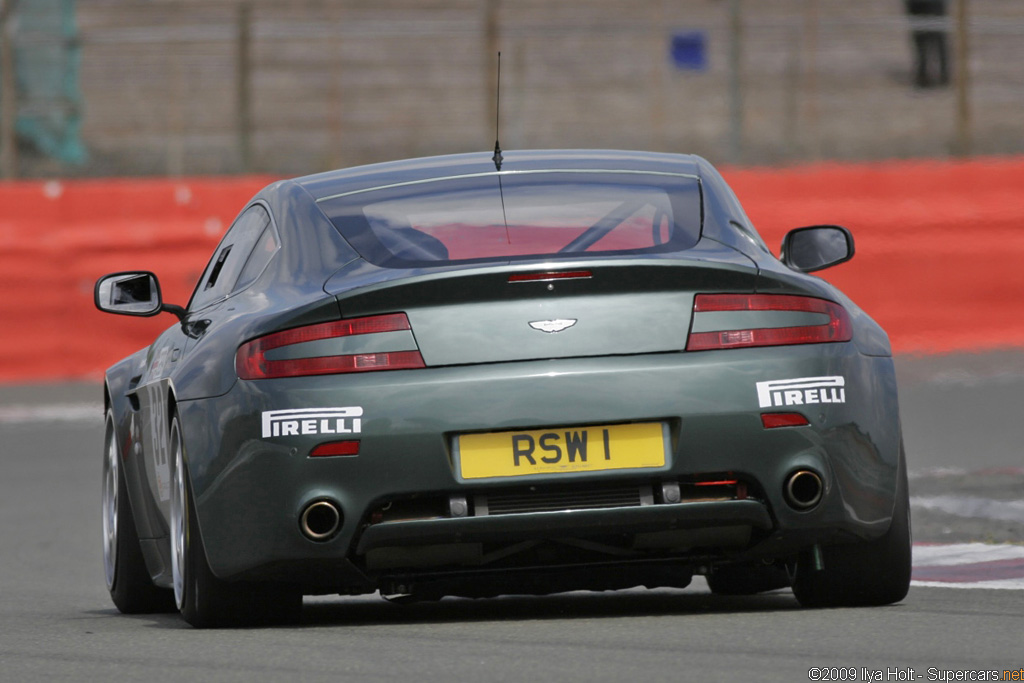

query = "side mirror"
[
  {"left": 94, "top": 271, "right": 185, "bottom": 319},
  {"left": 780, "top": 225, "right": 854, "bottom": 273}
]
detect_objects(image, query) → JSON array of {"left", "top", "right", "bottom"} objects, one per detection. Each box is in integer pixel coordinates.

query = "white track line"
[
  {"left": 912, "top": 496, "right": 1024, "bottom": 524},
  {"left": 0, "top": 403, "right": 103, "bottom": 425},
  {"left": 914, "top": 543, "right": 1024, "bottom": 566},
  {"left": 912, "top": 579, "right": 1024, "bottom": 590}
]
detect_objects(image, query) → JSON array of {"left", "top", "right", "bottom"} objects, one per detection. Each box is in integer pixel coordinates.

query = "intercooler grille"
[{"left": 476, "top": 484, "right": 653, "bottom": 516}]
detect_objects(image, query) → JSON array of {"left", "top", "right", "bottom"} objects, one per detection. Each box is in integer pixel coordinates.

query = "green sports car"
[{"left": 96, "top": 149, "right": 910, "bottom": 628}]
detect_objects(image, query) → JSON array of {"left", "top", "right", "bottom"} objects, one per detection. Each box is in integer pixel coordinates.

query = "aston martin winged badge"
[{"left": 528, "top": 319, "right": 578, "bottom": 333}]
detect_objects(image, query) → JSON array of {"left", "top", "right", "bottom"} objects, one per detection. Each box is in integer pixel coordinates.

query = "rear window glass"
[{"left": 318, "top": 171, "right": 702, "bottom": 268}]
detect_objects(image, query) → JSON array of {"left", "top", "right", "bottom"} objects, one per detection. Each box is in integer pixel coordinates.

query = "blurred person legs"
[{"left": 906, "top": 0, "right": 950, "bottom": 88}]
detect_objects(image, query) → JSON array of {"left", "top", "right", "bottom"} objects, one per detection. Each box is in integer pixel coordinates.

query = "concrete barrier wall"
[
  {"left": 69, "top": 1, "right": 1024, "bottom": 178},
  {"left": 1, "top": 159, "right": 1021, "bottom": 383}
]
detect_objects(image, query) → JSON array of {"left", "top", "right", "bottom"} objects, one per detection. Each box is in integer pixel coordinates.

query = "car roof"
[{"left": 294, "top": 149, "right": 707, "bottom": 201}]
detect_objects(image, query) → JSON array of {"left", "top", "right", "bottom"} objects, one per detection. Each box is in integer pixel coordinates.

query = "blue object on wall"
[{"left": 670, "top": 31, "right": 707, "bottom": 71}]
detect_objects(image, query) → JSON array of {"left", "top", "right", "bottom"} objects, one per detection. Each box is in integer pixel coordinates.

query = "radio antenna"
[
  {"left": 492, "top": 51, "right": 503, "bottom": 171},
  {"left": 491, "top": 52, "right": 509, "bottom": 241}
]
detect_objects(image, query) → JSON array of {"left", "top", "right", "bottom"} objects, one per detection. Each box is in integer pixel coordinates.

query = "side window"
[
  {"left": 233, "top": 223, "right": 280, "bottom": 292},
  {"left": 189, "top": 205, "right": 272, "bottom": 312}
]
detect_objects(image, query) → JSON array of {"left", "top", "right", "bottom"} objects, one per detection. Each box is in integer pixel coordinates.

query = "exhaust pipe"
[
  {"left": 784, "top": 470, "right": 823, "bottom": 510},
  {"left": 300, "top": 500, "right": 342, "bottom": 541}
]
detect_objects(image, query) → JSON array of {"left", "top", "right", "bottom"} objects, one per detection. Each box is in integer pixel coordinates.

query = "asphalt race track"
[{"left": 2, "top": 351, "right": 1023, "bottom": 682}]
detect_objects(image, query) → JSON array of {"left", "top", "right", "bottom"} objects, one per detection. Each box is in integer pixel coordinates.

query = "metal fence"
[{"left": 4, "top": 0, "right": 1024, "bottom": 178}]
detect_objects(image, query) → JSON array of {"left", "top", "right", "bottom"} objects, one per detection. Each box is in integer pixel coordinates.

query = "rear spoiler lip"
[{"left": 324, "top": 241, "right": 761, "bottom": 299}]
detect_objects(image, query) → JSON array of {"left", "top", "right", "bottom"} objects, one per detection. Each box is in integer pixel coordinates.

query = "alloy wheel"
[
  {"left": 169, "top": 417, "right": 187, "bottom": 610},
  {"left": 102, "top": 413, "right": 119, "bottom": 590}
]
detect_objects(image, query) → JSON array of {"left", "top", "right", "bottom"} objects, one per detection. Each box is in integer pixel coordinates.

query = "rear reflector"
[
  {"left": 236, "top": 312, "right": 425, "bottom": 380},
  {"left": 508, "top": 270, "right": 592, "bottom": 283},
  {"left": 761, "top": 413, "right": 811, "bottom": 429},
  {"left": 310, "top": 441, "right": 360, "bottom": 457},
  {"left": 687, "top": 294, "right": 852, "bottom": 351}
]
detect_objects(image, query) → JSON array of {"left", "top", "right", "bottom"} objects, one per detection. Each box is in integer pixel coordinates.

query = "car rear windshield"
[{"left": 317, "top": 170, "right": 703, "bottom": 268}]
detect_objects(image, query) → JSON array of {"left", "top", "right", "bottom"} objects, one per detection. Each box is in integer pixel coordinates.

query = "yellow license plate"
[{"left": 455, "top": 422, "right": 668, "bottom": 481}]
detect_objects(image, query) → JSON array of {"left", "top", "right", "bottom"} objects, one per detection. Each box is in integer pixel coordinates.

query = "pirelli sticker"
[
  {"left": 262, "top": 407, "right": 363, "bottom": 438},
  {"left": 756, "top": 376, "right": 846, "bottom": 408}
]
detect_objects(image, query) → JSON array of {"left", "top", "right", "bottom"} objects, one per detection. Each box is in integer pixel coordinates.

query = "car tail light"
[
  {"left": 236, "top": 313, "right": 425, "bottom": 380},
  {"left": 761, "top": 412, "right": 810, "bottom": 429},
  {"left": 310, "top": 440, "right": 360, "bottom": 457},
  {"left": 686, "top": 294, "right": 852, "bottom": 351}
]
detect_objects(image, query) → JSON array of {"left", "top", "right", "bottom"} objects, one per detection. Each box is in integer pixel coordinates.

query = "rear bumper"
[{"left": 176, "top": 342, "right": 901, "bottom": 587}]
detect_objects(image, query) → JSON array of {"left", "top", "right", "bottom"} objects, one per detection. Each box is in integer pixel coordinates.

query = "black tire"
[
  {"left": 170, "top": 413, "right": 302, "bottom": 628},
  {"left": 102, "top": 410, "right": 176, "bottom": 614},
  {"left": 792, "top": 444, "right": 912, "bottom": 608},
  {"left": 706, "top": 562, "right": 791, "bottom": 596}
]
